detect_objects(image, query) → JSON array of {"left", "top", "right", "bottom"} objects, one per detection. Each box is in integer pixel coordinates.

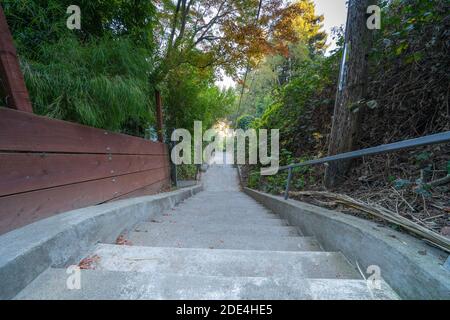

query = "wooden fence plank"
[
  {"left": 111, "top": 178, "right": 170, "bottom": 202},
  {"left": 0, "top": 168, "right": 170, "bottom": 235},
  {"left": 0, "top": 153, "right": 169, "bottom": 197},
  {"left": 0, "top": 108, "right": 167, "bottom": 155},
  {"left": 0, "top": 6, "right": 33, "bottom": 112}
]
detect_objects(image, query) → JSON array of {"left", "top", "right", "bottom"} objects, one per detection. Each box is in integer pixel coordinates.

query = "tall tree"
[
  {"left": 152, "top": 0, "right": 323, "bottom": 139},
  {"left": 324, "top": 0, "right": 377, "bottom": 188},
  {"left": 153, "top": 0, "right": 322, "bottom": 84}
]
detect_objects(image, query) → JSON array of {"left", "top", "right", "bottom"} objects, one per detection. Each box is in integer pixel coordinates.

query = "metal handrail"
[{"left": 280, "top": 131, "right": 450, "bottom": 199}]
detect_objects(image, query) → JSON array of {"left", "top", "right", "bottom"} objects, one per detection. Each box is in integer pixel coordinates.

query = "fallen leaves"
[
  {"left": 116, "top": 235, "right": 133, "bottom": 246},
  {"left": 291, "top": 190, "right": 450, "bottom": 253},
  {"left": 78, "top": 255, "right": 100, "bottom": 270}
]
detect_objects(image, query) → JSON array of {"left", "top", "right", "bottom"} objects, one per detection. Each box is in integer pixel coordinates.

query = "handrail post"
[{"left": 284, "top": 167, "right": 293, "bottom": 200}]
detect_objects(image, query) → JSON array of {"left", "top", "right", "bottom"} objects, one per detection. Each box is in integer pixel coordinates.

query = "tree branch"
[
  {"left": 193, "top": 1, "right": 230, "bottom": 46},
  {"left": 167, "top": 0, "right": 182, "bottom": 55}
]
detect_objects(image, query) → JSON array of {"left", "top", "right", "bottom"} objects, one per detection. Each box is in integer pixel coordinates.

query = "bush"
[
  {"left": 22, "top": 37, "right": 155, "bottom": 136},
  {"left": 236, "top": 114, "right": 255, "bottom": 130},
  {"left": 177, "top": 164, "right": 198, "bottom": 181}
]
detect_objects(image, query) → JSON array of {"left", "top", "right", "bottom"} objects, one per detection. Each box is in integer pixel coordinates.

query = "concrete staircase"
[{"left": 16, "top": 162, "right": 399, "bottom": 300}]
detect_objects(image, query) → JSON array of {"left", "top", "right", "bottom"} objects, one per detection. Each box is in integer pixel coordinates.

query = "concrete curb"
[
  {"left": 0, "top": 185, "right": 202, "bottom": 300},
  {"left": 244, "top": 188, "right": 450, "bottom": 300},
  {"left": 177, "top": 180, "right": 198, "bottom": 188}
]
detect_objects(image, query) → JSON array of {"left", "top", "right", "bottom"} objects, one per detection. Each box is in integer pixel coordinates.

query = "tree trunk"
[{"left": 324, "top": 0, "right": 376, "bottom": 188}]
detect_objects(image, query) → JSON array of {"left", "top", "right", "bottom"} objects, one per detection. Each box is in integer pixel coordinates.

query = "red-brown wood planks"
[
  {"left": 0, "top": 107, "right": 172, "bottom": 234},
  {"left": 111, "top": 178, "right": 170, "bottom": 202},
  {"left": 0, "top": 108, "right": 167, "bottom": 155},
  {"left": 0, "top": 153, "right": 169, "bottom": 197},
  {"left": 0, "top": 168, "right": 170, "bottom": 234}
]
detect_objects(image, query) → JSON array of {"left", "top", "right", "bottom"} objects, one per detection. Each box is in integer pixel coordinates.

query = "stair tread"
[
  {"left": 166, "top": 208, "right": 278, "bottom": 218},
  {"left": 149, "top": 216, "right": 289, "bottom": 226},
  {"left": 153, "top": 213, "right": 283, "bottom": 224},
  {"left": 133, "top": 222, "right": 301, "bottom": 236},
  {"left": 84, "top": 244, "right": 364, "bottom": 279},
  {"left": 126, "top": 232, "right": 318, "bottom": 251},
  {"left": 12, "top": 164, "right": 401, "bottom": 300},
  {"left": 16, "top": 268, "right": 399, "bottom": 300}
]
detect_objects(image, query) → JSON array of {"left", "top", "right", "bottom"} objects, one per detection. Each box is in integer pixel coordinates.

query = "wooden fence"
[{"left": 0, "top": 107, "right": 170, "bottom": 235}]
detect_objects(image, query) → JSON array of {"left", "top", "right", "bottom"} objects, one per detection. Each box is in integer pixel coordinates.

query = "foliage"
[
  {"left": 3, "top": 0, "right": 327, "bottom": 138},
  {"left": 3, "top": 0, "right": 69, "bottom": 55},
  {"left": 248, "top": 46, "right": 340, "bottom": 155},
  {"left": 177, "top": 164, "right": 198, "bottom": 181},
  {"left": 236, "top": 114, "right": 255, "bottom": 130},
  {"left": 3, "top": 0, "right": 156, "bottom": 52},
  {"left": 3, "top": 0, "right": 158, "bottom": 136},
  {"left": 163, "top": 62, "right": 236, "bottom": 136},
  {"left": 244, "top": 0, "right": 449, "bottom": 211},
  {"left": 364, "top": 0, "right": 449, "bottom": 143},
  {"left": 3, "top": 0, "right": 236, "bottom": 137},
  {"left": 153, "top": 0, "right": 327, "bottom": 84},
  {"left": 22, "top": 36, "right": 155, "bottom": 134}
]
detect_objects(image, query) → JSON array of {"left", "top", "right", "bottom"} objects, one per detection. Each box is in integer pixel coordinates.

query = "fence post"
[
  {"left": 154, "top": 90, "right": 164, "bottom": 143},
  {"left": 284, "top": 167, "right": 293, "bottom": 200},
  {"left": 0, "top": 5, "right": 33, "bottom": 113},
  {"left": 168, "top": 141, "right": 178, "bottom": 188}
]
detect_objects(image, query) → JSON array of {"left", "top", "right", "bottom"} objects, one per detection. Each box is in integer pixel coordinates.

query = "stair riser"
[
  {"left": 171, "top": 205, "right": 275, "bottom": 213},
  {"left": 133, "top": 224, "right": 300, "bottom": 237},
  {"left": 161, "top": 212, "right": 278, "bottom": 220},
  {"left": 127, "top": 233, "right": 319, "bottom": 251},
  {"left": 147, "top": 218, "right": 288, "bottom": 226},
  {"left": 89, "top": 245, "right": 359, "bottom": 279},
  {"left": 161, "top": 216, "right": 280, "bottom": 223}
]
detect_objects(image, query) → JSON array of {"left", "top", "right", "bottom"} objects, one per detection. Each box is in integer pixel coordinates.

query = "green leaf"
[{"left": 395, "top": 42, "right": 408, "bottom": 55}]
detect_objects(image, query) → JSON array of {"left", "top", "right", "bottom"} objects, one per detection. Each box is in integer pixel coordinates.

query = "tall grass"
[
  {"left": 22, "top": 36, "right": 155, "bottom": 135},
  {"left": 3, "top": 0, "right": 157, "bottom": 136}
]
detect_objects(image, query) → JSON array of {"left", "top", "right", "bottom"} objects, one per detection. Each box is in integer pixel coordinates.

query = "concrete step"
[
  {"left": 149, "top": 215, "right": 289, "bottom": 226},
  {"left": 155, "top": 210, "right": 281, "bottom": 222},
  {"left": 179, "top": 199, "right": 270, "bottom": 206},
  {"left": 183, "top": 196, "right": 264, "bottom": 203},
  {"left": 126, "top": 233, "right": 320, "bottom": 251},
  {"left": 171, "top": 209, "right": 276, "bottom": 218},
  {"left": 168, "top": 206, "right": 277, "bottom": 217},
  {"left": 173, "top": 196, "right": 274, "bottom": 212},
  {"left": 163, "top": 207, "right": 280, "bottom": 223},
  {"left": 188, "top": 191, "right": 246, "bottom": 197},
  {"left": 85, "top": 244, "right": 363, "bottom": 279},
  {"left": 177, "top": 198, "right": 271, "bottom": 206},
  {"left": 133, "top": 222, "right": 301, "bottom": 237},
  {"left": 16, "top": 268, "right": 399, "bottom": 300}
]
